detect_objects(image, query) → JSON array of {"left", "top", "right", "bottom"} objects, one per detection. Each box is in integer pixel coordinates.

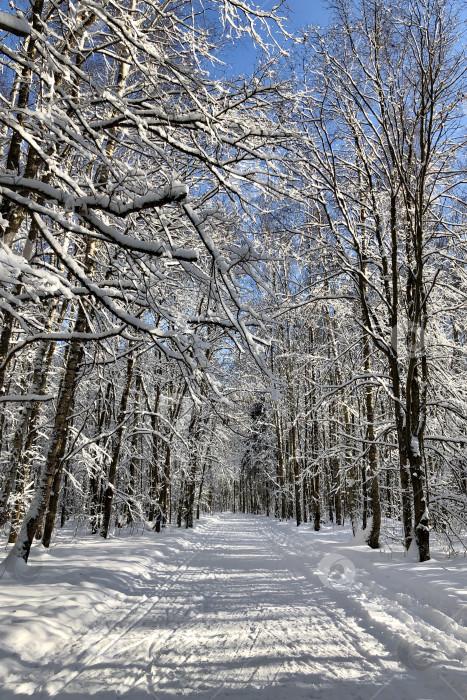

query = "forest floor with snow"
[{"left": 0, "top": 513, "right": 466, "bottom": 699}]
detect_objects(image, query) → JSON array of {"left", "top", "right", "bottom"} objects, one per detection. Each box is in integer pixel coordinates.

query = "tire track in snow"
[
  {"left": 87, "top": 517, "right": 223, "bottom": 697},
  {"left": 42, "top": 527, "right": 212, "bottom": 697},
  {"left": 143, "top": 517, "right": 396, "bottom": 698},
  {"left": 146, "top": 527, "right": 271, "bottom": 696},
  {"left": 143, "top": 519, "right": 287, "bottom": 696}
]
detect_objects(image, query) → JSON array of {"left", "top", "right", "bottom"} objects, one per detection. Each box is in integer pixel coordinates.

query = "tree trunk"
[
  {"left": 364, "top": 338, "right": 381, "bottom": 549},
  {"left": 41, "top": 321, "right": 85, "bottom": 547},
  {"left": 100, "top": 352, "right": 135, "bottom": 539}
]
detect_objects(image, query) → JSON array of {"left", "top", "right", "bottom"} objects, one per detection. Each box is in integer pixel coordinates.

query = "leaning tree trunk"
[
  {"left": 125, "top": 373, "right": 142, "bottom": 525},
  {"left": 41, "top": 233, "right": 98, "bottom": 548},
  {"left": 2, "top": 307, "right": 86, "bottom": 562},
  {"left": 40, "top": 311, "right": 88, "bottom": 548},
  {"left": 2, "top": 323, "right": 57, "bottom": 532},
  {"left": 7, "top": 295, "right": 69, "bottom": 543},
  {"left": 405, "top": 315, "right": 430, "bottom": 561}
]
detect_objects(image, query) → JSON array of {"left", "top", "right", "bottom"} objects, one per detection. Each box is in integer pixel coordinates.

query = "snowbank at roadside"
[{"left": 0, "top": 523, "right": 203, "bottom": 692}]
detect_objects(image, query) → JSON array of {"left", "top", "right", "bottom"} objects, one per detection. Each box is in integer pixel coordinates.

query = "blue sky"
[
  {"left": 221, "top": 0, "right": 329, "bottom": 76},
  {"left": 284, "top": 0, "right": 329, "bottom": 29}
]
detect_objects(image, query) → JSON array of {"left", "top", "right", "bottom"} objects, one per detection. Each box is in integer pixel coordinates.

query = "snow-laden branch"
[
  {"left": 0, "top": 393, "right": 53, "bottom": 403},
  {"left": 0, "top": 176, "right": 189, "bottom": 217},
  {"left": 0, "top": 187, "right": 199, "bottom": 263},
  {"left": 0, "top": 243, "right": 72, "bottom": 302},
  {"left": 0, "top": 11, "right": 30, "bottom": 37},
  {"left": 1, "top": 326, "right": 127, "bottom": 369}
]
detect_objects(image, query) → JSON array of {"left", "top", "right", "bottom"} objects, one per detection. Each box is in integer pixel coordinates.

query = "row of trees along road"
[{"left": 0, "top": 0, "right": 466, "bottom": 568}]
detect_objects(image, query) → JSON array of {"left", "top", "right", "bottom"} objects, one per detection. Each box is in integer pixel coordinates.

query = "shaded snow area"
[{"left": 0, "top": 514, "right": 466, "bottom": 699}]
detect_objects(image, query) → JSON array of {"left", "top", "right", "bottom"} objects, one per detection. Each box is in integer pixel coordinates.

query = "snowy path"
[{"left": 1, "top": 514, "right": 466, "bottom": 699}]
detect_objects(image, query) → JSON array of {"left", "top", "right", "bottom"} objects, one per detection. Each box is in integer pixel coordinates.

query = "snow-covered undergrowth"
[{"left": 0, "top": 514, "right": 466, "bottom": 699}]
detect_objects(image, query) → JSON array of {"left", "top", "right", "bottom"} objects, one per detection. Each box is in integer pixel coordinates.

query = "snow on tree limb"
[
  {"left": 0, "top": 176, "right": 189, "bottom": 216},
  {"left": 0, "top": 393, "right": 53, "bottom": 403},
  {"left": 0, "top": 11, "right": 30, "bottom": 37}
]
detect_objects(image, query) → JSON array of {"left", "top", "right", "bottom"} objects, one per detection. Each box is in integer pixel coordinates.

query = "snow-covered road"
[{"left": 1, "top": 514, "right": 466, "bottom": 699}]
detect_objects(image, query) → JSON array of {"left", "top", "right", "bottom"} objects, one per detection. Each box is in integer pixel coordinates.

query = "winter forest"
[
  {"left": 1, "top": 0, "right": 467, "bottom": 696},
  {"left": 1, "top": 0, "right": 467, "bottom": 569}
]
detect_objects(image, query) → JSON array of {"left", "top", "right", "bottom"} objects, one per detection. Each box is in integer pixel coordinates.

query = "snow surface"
[{"left": 0, "top": 514, "right": 466, "bottom": 699}]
